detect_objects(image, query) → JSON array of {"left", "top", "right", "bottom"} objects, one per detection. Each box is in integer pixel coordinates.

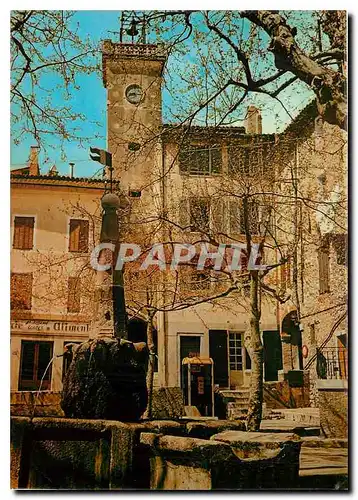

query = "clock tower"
[{"left": 102, "top": 40, "right": 167, "bottom": 192}]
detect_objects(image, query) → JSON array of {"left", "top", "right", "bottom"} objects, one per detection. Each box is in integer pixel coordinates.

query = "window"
[
  {"left": 179, "top": 197, "right": 226, "bottom": 234},
  {"left": 190, "top": 198, "right": 210, "bottom": 232},
  {"left": 19, "top": 341, "right": 53, "bottom": 391},
  {"left": 229, "top": 332, "right": 243, "bottom": 370},
  {"left": 228, "top": 144, "right": 263, "bottom": 177},
  {"left": 67, "top": 277, "right": 81, "bottom": 313},
  {"left": 69, "top": 219, "right": 89, "bottom": 252},
  {"left": 240, "top": 201, "right": 259, "bottom": 235},
  {"left": 13, "top": 216, "right": 34, "bottom": 250},
  {"left": 179, "top": 145, "right": 222, "bottom": 175},
  {"left": 11, "top": 273, "right": 33, "bottom": 310},
  {"left": 318, "top": 236, "right": 330, "bottom": 294}
]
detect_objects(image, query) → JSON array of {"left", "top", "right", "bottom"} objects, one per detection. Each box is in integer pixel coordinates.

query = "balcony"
[{"left": 316, "top": 347, "right": 347, "bottom": 389}]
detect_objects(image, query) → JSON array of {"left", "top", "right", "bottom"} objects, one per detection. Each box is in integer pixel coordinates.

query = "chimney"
[
  {"left": 28, "top": 146, "right": 40, "bottom": 175},
  {"left": 245, "top": 105, "right": 262, "bottom": 134},
  {"left": 69, "top": 162, "right": 75, "bottom": 178}
]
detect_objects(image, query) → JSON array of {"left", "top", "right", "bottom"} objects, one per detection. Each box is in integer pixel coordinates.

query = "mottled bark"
[
  {"left": 241, "top": 10, "right": 347, "bottom": 130},
  {"left": 241, "top": 197, "right": 264, "bottom": 431},
  {"left": 245, "top": 270, "right": 264, "bottom": 431},
  {"left": 144, "top": 312, "right": 155, "bottom": 419}
]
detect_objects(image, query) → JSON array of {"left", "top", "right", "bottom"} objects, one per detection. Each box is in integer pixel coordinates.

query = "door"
[
  {"left": 263, "top": 330, "right": 282, "bottom": 382},
  {"left": 19, "top": 340, "right": 53, "bottom": 391},
  {"left": 179, "top": 335, "right": 201, "bottom": 387},
  {"left": 209, "top": 330, "right": 229, "bottom": 388},
  {"left": 228, "top": 332, "right": 245, "bottom": 387}
]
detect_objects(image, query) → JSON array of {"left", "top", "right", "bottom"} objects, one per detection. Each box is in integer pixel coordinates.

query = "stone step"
[
  {"left": 227, "top": 401, "right": 249, "bottom": 408},
  {"left": 267, "top": 408, "right": 320, "bottom": 426}
]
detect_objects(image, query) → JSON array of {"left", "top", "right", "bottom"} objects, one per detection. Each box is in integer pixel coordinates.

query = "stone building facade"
[
  {"left": 274, "top": 102, "right": 348, "bottom": 435},
  {"left": 11, "top": 40, "right": 347, "bottom": 432},
  {"left": 11, "top": 162, "right": 107, "bottom": 392}
]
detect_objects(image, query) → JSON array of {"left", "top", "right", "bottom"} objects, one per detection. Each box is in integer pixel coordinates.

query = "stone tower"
[{"left": 102, "top": 41, "right": 167, "bottom": 192}]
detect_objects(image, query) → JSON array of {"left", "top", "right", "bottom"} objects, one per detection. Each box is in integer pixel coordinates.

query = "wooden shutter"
[
  {"left": 179, "top": 198, "right": 190, "bottom": 230},
  {"left": 280, "top": 256, "right": 291, "bottom": 291},
  {"left": 239, "top": 201, "right": 258, "bottom": 235},
  {"left": 67, "top": 277, "right": 81, "bottom": 313},
  {"left": 210, "top": 146, "right": 222, "bottom": 174},
  {"left": 228, "top": 144, "right": 240, "bottom": 175},
  {"left": 11, "top": 273, "right": 33, "bottom": 310},
  {"left": 211, "top": 198, "right": 224, "bottom": 233},
  {"left": 79, "top": 220, "right": 89, "bottom": 252},
  {"left": 190, "top": 198, "right": 210, "bottom": 232},
  {"left": 260, "top": 205, "right": 273, "bottom": 235},
  {"left": 229, "top": 198, "right": 240, "bottom": 234},
  {"left": 13, "top": 217, "right": 34, "bottom": 250},
  {"left": 178, "top": 147, "right": 189, "bottom": 174},
  {"left": 69, "top": 219, "right": 89, "bottom": 252}
]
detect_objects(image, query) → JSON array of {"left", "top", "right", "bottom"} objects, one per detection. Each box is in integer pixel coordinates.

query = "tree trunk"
[
  {"left": 241, "top": 10, "right": 347, "bottom": 129},
  {"left": 144, "top": 312, "right": 155, "bottom": 419},
  {"left": 245, "top": 270, "right": 264, "bottom": 431}
]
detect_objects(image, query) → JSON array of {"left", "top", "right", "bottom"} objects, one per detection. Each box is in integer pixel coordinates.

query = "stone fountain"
[{"left": 61, "top": 191, "right": 149, "bottom": 422}]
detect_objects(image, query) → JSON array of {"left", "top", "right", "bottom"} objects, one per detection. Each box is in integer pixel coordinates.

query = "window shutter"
[
  {"left": 69, "top": 220, "right": 80, "bottom": 252},
  {"left": 69, "top": 220, "right": 89, "bottom": 252},
  {"left": 178, "top": 148, "right": 189, "bottom": 174},
  {"left": 190, "top": 198, "right": 210, "bottom": 232},
  {"left": 13, "top": 217, "right": 34, "bottom": 250},
  {"left": 260, "top": 205, "right": 273, "bottom": 235},
  {"left": 79, "top": 220, "right": 89, "bottom": 252},
  {"left": 229, "top": 198, "right": 240, "bottom": 234},
  {"left": 179, "top": 198, "right": 190, "bottom": 230},
  {"left": 210, "top": 146, "right": 222, "bottom": 174},
  {"left": 240, "top": 201, "right": 259, "bottom": 235},
  {"left": 11, "top": 273, "right": 33, "bottom": 310},
  {"left": 228, "top": 145, "right": 240, "bottom": 175},
  {"left": 67, "top": 277, "right": 81, "bottom": 313},
  {"left": 211, "top": 198, "right": 225, "bottom": 233}
]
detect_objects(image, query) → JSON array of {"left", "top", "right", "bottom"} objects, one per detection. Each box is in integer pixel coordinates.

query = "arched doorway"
[
  {"left": 263, "top": 330, "right": 282, "bottom": 382},
  {"left": 281, "top": 310, "right": 303, "bottom": 371}
]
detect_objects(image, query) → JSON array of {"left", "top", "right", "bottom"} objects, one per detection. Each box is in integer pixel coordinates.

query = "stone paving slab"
[
  {"left": 301, "top": 437, "right": 348, "bottom": 448},
  {"left": 260, "top": 419, "right": 320, "bottom": 436},
  {"left": 299, "top": 447, "right": 348, "bottom": 477}
]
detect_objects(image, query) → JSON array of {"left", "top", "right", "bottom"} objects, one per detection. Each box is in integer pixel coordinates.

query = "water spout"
[{"left": 31, "top": 353, "right": 63, "bottom": 418}]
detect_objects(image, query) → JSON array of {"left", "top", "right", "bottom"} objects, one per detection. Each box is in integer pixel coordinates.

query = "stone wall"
[
  {"left": 319, "top": 390, "right": 348, "bottom": 438},
  {"left": 11, "top": 392, "right": 64, "bottom": 417},
  {"left": 263, "top": 377, "right": 310, "bottom": 410}
]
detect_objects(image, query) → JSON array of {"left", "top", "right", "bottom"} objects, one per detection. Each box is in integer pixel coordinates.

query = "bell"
[{"left": 126, "top": 18, "right": 138, "bottom": 38}]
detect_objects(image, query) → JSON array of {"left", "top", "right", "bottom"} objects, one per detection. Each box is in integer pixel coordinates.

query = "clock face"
[{"left": 125, "top": 84, "right": 143, "bottom": 105}]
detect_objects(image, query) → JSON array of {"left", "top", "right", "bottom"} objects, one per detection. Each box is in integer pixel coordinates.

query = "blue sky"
[{"left": 11, "top": 10, "right": 315, "bottom": 178}]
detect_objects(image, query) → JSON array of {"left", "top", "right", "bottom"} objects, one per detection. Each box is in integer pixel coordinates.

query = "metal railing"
[{"left": 316, "top": 347, "right": 347, "bottom": 380}]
